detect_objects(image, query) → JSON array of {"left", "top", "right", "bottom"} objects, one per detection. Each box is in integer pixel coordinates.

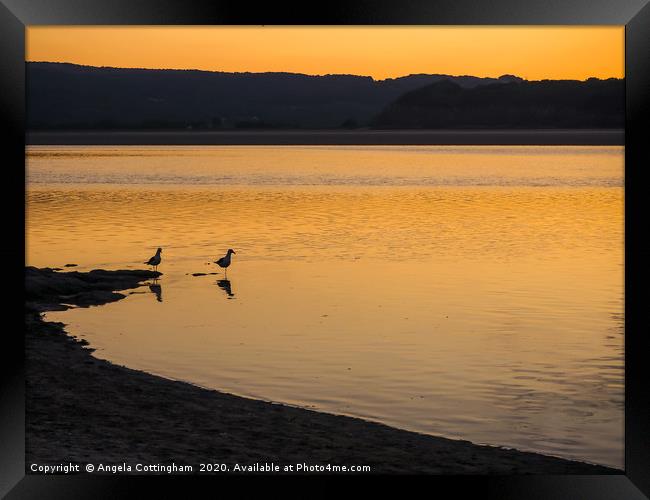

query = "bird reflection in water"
[
  {"left": 216, "top": 279, "right": 235, "bottom": 299},
  {"left": 148, "top": 278, "right": 162, "bottom": 302}
]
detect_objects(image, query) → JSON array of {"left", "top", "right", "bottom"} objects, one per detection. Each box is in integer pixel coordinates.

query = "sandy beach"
[{"left": 24, "top": 267, "right": 618, "bottom": 474}]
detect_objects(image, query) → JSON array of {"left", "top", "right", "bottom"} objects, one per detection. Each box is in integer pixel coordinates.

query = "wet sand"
[
  {"left": 26, "top": 129, "right": 624, "bottom": 146},
  {"left": 25, "top": 267, "right": 618, "bottom": 474}
]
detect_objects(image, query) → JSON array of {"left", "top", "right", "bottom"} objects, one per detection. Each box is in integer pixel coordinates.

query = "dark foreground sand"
[
  {"left": 25, "top": 267, "right": 618, "bottom": 474},
  {"left": 26, "top": 128, "right": 624, "bottom": 146}
]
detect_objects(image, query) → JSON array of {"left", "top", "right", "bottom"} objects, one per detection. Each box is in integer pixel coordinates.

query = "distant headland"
[{"left": 27, "top": 62, "right": 624, "bottom": 134}]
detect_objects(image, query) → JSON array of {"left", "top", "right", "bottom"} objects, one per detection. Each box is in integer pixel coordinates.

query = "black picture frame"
[{"left": 2, "top": 1, "right": 649, "bottom": 498}]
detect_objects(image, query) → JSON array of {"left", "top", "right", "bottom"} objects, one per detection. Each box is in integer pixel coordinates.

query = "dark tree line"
[
  {"left": 371, "top": 78, "right": 623, "bottom": 129},
  {"left": 27, "top": 62, "right": 623, "bottom": 130}
]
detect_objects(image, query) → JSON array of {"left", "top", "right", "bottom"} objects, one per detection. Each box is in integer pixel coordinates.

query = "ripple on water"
[{"left": 28, "top": 145, "right": 624, "bottom": 468}]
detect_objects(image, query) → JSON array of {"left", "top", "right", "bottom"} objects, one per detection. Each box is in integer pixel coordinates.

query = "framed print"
[{"left": 2, "top": 0, "right": 649, "bottom": 498}]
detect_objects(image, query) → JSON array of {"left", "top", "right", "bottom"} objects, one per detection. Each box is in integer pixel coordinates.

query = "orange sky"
[{"left": 26, "top": 26, "right": 624, "bottom": 81}]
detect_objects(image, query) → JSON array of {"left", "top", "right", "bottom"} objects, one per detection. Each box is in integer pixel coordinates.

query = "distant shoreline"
[{"left": 27, "top": 129, "right": 624, "bottom": 146}]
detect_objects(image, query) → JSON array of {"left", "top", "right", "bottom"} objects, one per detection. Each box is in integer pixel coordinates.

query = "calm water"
[{"left": 26, "top": 145, "right": 624, "bottom": 468}]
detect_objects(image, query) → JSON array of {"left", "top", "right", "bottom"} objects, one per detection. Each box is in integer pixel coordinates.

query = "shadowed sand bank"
[
  {"left": 25, "top": 267, "right": 619, "bottom": 474},
  {"left": 26, "top": 129, "right": 624, "bottom": 146}
]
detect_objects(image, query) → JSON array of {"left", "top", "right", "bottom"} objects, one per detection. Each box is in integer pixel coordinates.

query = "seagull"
[
  {"left": 145, "top": 247, "right": 162, "bottom": 272},
  {"left": 214, "top": 249, "right": 236, "bottom": 276}
]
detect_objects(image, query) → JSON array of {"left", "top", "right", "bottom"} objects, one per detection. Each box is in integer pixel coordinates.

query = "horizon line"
[{"left": 26, "top": 60, "right": 624, "bottom": 83}]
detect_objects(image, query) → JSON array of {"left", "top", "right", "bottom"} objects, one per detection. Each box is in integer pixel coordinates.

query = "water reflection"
[
  {"left": 27, "top": 145, "right": 624, "bottom": 468},
  {"left": 216, "top": 279, "right": 234, "bottom": 299},
  {"left": 148, "top": 279, "right": 162, "bottom": 302}
]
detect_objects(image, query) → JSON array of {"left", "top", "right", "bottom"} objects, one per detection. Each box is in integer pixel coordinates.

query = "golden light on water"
[{"left": 26, "top": 145, "right": 624, "bottom": 468}]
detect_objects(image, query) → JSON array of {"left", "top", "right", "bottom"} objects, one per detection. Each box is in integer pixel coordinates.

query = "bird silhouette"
[
  {"left": 214, "top": 249, "right": 236, "bottom": 276},
  {"left": 145, "top": 247, "right": 162, "bottom": 272}
]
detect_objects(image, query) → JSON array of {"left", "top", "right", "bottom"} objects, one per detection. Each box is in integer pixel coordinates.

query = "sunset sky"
[{"left": 26, "top": 26, "right": 624, "bottom": 81}]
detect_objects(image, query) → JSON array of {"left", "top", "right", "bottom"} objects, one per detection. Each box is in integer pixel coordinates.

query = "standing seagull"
[
  {"left": 214, "top": 249, "right": 236, "bottom": 276},
  {"left": 145, "top": 247, "right": 162, "bottom": 272}
]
